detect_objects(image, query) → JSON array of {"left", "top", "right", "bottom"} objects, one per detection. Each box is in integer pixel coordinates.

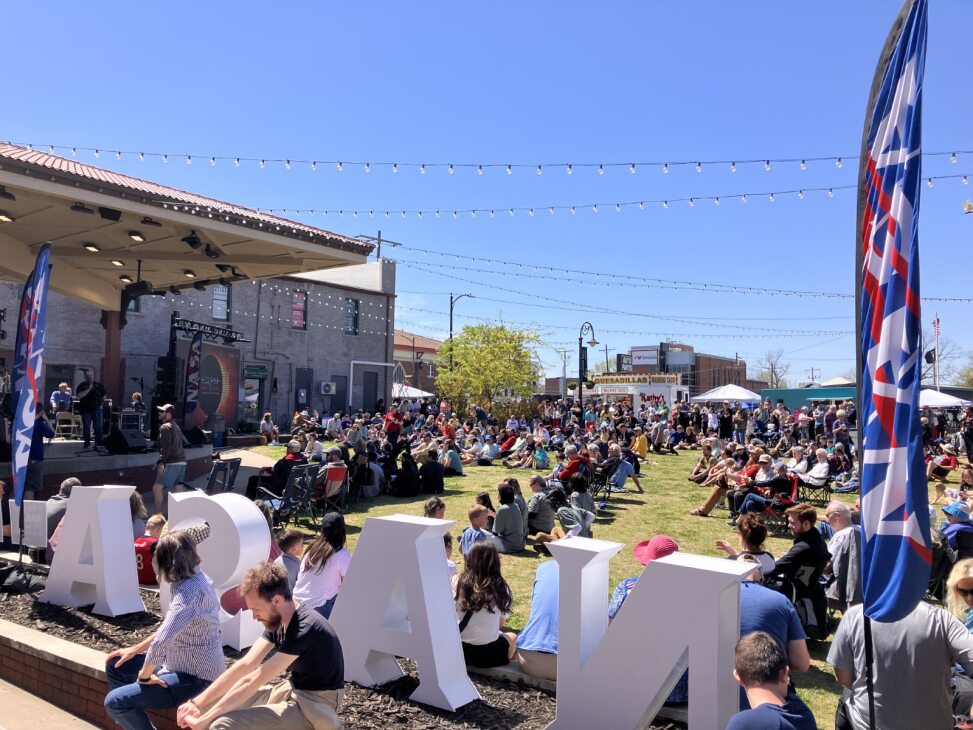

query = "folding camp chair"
[
  {"left": 257, "top": 464, "right": 315, "bottom": 527},
  {"left": 313, "top": 463, "right": 349, "bottom": 515},
  {"left": 762, "top": 478, "right": 799, "bottom": 536},
  {"left": 797, "top": 475, "right": 833, "bottom": 506}
]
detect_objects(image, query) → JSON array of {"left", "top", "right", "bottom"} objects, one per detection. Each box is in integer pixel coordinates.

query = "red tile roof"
[
  {"left": 0, "top": 143, "right": 371, "bottom": 254},
  {"left": 394, "top": 329, "right": 442, "bottom": 352}
]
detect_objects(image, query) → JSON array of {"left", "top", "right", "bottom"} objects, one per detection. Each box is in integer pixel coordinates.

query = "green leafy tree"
[{"left": 435, "top": 324, "right": 540, "bottom": 412}]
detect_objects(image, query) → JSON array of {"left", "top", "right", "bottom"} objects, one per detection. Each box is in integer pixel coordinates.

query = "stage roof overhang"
[{"left": 0, "top": 144, "right": 372, "bottom": 310}]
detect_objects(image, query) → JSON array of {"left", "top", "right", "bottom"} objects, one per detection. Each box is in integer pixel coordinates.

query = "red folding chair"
[{"left": 313, "top": 464, "right": 349, "bottom": 515}]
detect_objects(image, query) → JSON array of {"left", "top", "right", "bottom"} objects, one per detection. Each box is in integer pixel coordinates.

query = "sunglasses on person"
[{"left": 957, "top": 587, "right": 973, "bottom": 598}]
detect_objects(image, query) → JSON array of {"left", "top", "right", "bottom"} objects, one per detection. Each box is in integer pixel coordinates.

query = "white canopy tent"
[
  {"left": 690, "top": 384, "right": 762, "bottom": 404},
  {"left": 919, "top": 389, "right": 972, "bottom": 408},
  {"left": 392, "top": 383, "right": 435, "bottom": 399}
]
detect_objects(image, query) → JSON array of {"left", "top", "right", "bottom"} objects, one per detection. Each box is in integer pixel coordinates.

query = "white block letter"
[
  {"left": 548, "top": 538, "right": 752, "bottom": 730},
  {"left": 166, "top": 492, "right": 271, "bottom": 650},
  {"left": 40, "top": 486, "right": 144, "bottom": 617},
  {"left": 330, "top": 514, "right": 479, "bottom": 711}
]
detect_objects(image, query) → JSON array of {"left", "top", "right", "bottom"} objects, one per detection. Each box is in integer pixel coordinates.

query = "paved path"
[
  {"left": 0, "top": 678, "right": 97, "bottom": 729},
  {"left": 183, "top": 447, "right": 276, "bottom": 493}
]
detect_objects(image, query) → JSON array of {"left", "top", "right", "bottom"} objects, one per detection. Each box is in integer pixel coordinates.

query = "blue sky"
[{"left": 6, "top": 1, "right": 972, "bottom": 381}]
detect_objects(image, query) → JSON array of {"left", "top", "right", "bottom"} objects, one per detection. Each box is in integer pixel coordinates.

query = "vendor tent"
[
  {"left": 690, "top": 384, "right": 762, "bottom": 404},
  {"left": 393, "top": 383, "right": 435, "bottom": 399},
  {"left": 919, "top": 389, "right": 972, "bottom": 408}
]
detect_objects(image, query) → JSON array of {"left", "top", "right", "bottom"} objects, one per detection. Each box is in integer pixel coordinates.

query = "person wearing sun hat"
[
  {"left": 928, "top": 443, "right": 960, "bottom": 502},
  {"left": 606, "top": 535, "right": 686, "bottom": 702}
]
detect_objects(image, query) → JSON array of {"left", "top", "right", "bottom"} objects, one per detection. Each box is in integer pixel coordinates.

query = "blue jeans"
[
  {"left": 82, "top": 409, "right": 104, "bottom": 447},
  {"left": 733, "top": 429, "right": 746, "bottom": 445},
  {"left": 105, "top": 654, "right": 211, "bottom": 730},
  {"left": 738, "top": 493, "right": 768, "bottom": 515},
  {"left": 315, "top": 595, "right": 337, "bottom": 620}
]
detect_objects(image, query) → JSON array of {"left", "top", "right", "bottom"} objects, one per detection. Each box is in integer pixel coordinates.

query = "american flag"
[
  {"left": 932, "top": 316, "right": 941, "bottom": 337},
  {"left": 858, "top": 0, "right": 931, "bottom": 623}
]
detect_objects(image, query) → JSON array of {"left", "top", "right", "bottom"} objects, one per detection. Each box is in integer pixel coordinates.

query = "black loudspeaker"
[
  {"left": 104, "top": 428, "right": 147, "bottom": 454},
  {"left": 184, "top": 425, "right": 207, "bottom": 446}
]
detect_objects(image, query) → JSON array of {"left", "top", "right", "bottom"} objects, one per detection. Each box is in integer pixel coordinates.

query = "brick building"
[
  {"left": 0, "top": 261, "right": 396, "bottom": 427},
  {"left": 393, "top": 330, "right": 442, "bottom": 394},
  {"left": 626, "top": 342, "right": 767, "bottom": 396}
]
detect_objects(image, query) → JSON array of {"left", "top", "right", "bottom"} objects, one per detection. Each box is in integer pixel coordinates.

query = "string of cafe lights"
[
  {"left": 254, "top": 172, "right": 971, "bottom": 219},
  {"left": 396, "top": 304, "right": 851, "bottom": 339},
  {"left": 9, "top": 140, "right": 973, "bottom": 176},
  {"left": 393, "top": 255, "right": 973, "bottom": 305}
]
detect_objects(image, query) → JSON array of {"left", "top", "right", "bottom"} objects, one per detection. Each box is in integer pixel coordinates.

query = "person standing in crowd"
[
  {"left": 104, "top": 530, "right": 225, "bottom": 730},
  {"left": 384, "top": 403, "right": 404, "bottom": 459},
  {"left": 153, "top": 404, "right": 186, "bottom": 515},
  {"left": 177, "top": 562, "right": 344, "bottom": 730},
  {"left": 829, "top": 599, "right": 973, "bottom": 730},
  {"left": 726, "top": 632, "right": 816, "bottom": 730},
  {"left": 292, "top": 513, "right": 351, "bottom": 619},
  {"left": 75, "top": 368, "right": 105, "bottom": 449}
]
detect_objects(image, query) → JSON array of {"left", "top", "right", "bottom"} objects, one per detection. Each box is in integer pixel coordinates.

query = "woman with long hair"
[
  {"left": 104, "top": 531, "right": 224, "bottom": 729},
  {"left": 292, "top": 513, "right": 351, "bottom": 619},
  {"left": 453, "top": 542, "right": 517, "bottom": 667},
  {"left": 947, "top": 558, "right": 973, "bottom": 630},
  {"left": 715, "top": 513, "right": 776, "bottom": 575}
]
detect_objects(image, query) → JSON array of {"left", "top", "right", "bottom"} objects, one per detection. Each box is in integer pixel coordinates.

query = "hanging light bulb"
[
  {"left": 536, "top": 164, "right": 542, "bottom": 175},
  {"left": 570, "top": 206, "right": 576, "bottom": 215},
  {"left": 615, "top": 203, "right": 621, "bottom": 212},
  {"left": 363, "top": 162, "right": 370, "bottom": 173},
  {"left": 115, "top": 151, "right": 121, "bottom": 160},
  {"left": 828, "top": 188, "right": 834, "bottom": 197},
  {"left": 798, "top": 189, "right": 805, "bottom": 199},
  {"left": 401, "top": 210, "right": 407, "bottom": 217},
  {"left": 139, "top": 152, "right": 145, "bottom": 161},
  {"left": 730, "top": 161, "right": 737, "bottom": 173},
  {"left": 477, "top": 164, "right": 483, "bottom": 175},
  {"left": 471, "top": 210, "right": 477, "bottom": 217},
  {"left": 448, "top": 164, "right": 454, "bottom": 174},
  {"left": 162, "top": 153, "right": 168, "bottom": 164},
  {"left": 549, "top": 206, "right": 556, "bottom": 215},
  {"left": 490, "top": 210, "right": 496, "bottom": 218},
  {"left": 236, "top": 158, "right": 242, "bottom": 167},
  {"left": 927, "top": 178, "right": 934, "bottom": 188},
  {"left": 952, "top": 152, "right": 958, "bottom": 164},
  {"left": 453, "top": 211, "right": 459, "bottom": 218},
  {"left": 662, "top": 163, "right": 669, "bottom": 174},
  {"left": 506, "top": 164, "right": 512, "bottom": 175},
  {"left": 598, "top": 164, "right": 605, "bottom": 175},
  {"left": 391, "top": 163, "right": 397, "bottom": 173},
  {"left": 566, "top": 164, "right": 573, "bottom": 175},
  {"left": 836, "top": 157, "right": 843, "bottom": 169},
  {"left": 70, "top": 147, "right": 77, "bottom": 156},
  {"left": 714, "top": 197, "right": 720, "bottom": 206},
  {"left": 186, "top": 155, "right": 192, "bottom": 165},
  {"left": 629, "top": 163, "right": 636, "bottom": 174},
  {"left": 435, "top": 210, "right": 441, "bottom": 218},
  {"left": 94, "top": 149, "right": 100, "bottom": 158},
  {"left": 509, "top": 208, "right": 515, "bottom": 216},
  {"left": 211, "top": 156, "right": 218, "bottom": 166},
  {"left": 688, "top": 198, "right": 695, "bottom": 207},
  {"left": 800, "top": 159, "right": 807, "bottom": 170},
  {"left": 592, "top": 204, "right": 598, "bottom": 213},
  {"left": 639, "top": 201, "right": 645, "bottom": 210},
  {"left": 336, "top": 161, "right": 342, "bottom": 172},
  {"left": 769, "top": 193, "right": 775, "bottom": 202},
  {"left": 695, "top": 162, "right": 702, "bottom": 173},
  {"left": 352, "top": 211, "right": 358, "bottom": 218},
  {"left": 764, "top": 160, "right": 771, "bottom": 171},
  {"left": 741, "top": 194, "right": 748, "bottom": 203},
  {"left": 663, "top": 200, "right": 669, "bottom": 209},
  {"left": 964, "top": 175, "right": 969, "bottom": 185},
  {"left": 420, "top": 164, "right": 426, "bottom": 174},
  {"left": 385, "top": 211, "right": 390, "bottom": 218},
  {"left": 529, "top": 208, "right": 535, "bottom": 216}
]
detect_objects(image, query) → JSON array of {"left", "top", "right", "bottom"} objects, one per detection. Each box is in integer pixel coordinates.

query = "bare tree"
[
  {"left": 751, "top": 350, "right": 791, "bottom": 389},
  {"left": 919, "top": 329, "right": 962, "bottom": 385}
]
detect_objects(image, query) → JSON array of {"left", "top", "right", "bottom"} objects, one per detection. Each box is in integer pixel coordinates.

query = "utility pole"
[
  {"left": 934, "top": 312, "right": 941, "bottom": 391},
  {"left": 604, "top": 344, "right": 611, "bottom": 374},
  {"left": 806, "top": 366, "right": 821, "bottom": 383}
]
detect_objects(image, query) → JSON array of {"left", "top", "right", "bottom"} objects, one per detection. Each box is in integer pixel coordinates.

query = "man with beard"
[{"left": 177, "top": 562, "right": 344, "bottom": 730}]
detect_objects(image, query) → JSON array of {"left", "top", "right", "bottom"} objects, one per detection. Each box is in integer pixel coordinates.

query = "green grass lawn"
[{"left": 250, "top": 444, "right": 861, "bottom": 726}]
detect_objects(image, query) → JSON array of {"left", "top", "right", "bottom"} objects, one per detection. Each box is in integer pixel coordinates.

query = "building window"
[
  {"left": 212, "top": 285, "right": 230, "bottom": 321},
  {"left": 291, "top": 291, "right": 307, "bottom": 330},
  {"left": 428, "top": 362, "right": 435, "bottom": 377},
  {"left": 343, "top": 298, "right": 359, "bottom": 335}
]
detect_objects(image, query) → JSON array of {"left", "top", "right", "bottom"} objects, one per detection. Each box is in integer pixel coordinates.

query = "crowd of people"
[{"left": 8, "top": 390, "right": 973, "bottom": 729}]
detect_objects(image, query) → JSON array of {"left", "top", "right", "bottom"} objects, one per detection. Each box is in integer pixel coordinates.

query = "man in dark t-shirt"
[
  {"left": 75, "top": 369, "right": 105, "bottom": 448},
  {"left": 419, "top": 449, "right": 445, "bottom": 494},
  {"left": 178, "top": 562, "right": 344, "bottom": 729}
]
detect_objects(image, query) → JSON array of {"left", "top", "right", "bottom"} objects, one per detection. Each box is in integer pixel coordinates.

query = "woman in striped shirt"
[{"left": 104, "top": 530, "right": 225, "bottom": 730}]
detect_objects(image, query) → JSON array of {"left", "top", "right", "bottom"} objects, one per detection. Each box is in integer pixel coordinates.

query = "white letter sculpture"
[
  {"left": 7, "top": 499, "right": 50, "bottom": 548},
  {"left": 166, "top": 492, "right": 271, "bottom": 650},
  {"left": 329, "top": 514, "right": 479, "bottom": 711},
  {"left": 547, "top": 537, "right": 753, "bottom": 730},
  {"left": 40, "top": 485, "right": 144, "bottom": 617}
]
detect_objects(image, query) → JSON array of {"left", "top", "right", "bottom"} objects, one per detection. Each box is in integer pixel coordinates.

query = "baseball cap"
[
  {"left": 156, "top": 403, "right": 176, "bottom": 414},
  {"left": 632, "top": 535, "right": 679, "bottom": 566}
]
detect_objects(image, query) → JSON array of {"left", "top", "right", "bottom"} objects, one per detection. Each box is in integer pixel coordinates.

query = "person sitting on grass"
[
  {"left": 715, "top": 514, "right": 776, "bottom": 576},
  {"left": 726, "top": 631, "right": 816, "bottom": 730},
  {"left": 631, "top": 426, "right": 649, "bottom": 460},
  {"left": 105, "top": 531, "right": 225, "bottom": 730},
  {"left": 568, "top": 473, "right": 596, "bottom": 515},
  {"left": 452, "top": 542, "right": 518, "bottom": 668},
  {"left": 526, "top": 475, "right": 556, "bottom": 539},
  {"left": 475, "top": 492, "right": 497, "bottom": 532},
  {"left": 929, "top": 443, "right": 960, "bottom": 502},
  {"left": 424, "top": 496, "right": 446, "bottom": 520},
  {"left": 440, "top": 439, "right": 465, "bottom": 477},
  {"left": 505, "top": 478, "right": 530, "bottom": 542},
  {"left": 273, "top": 529, "right": 305, "bottom": 590},
  {"left": 477, "top": 434, "right": 501, "bottom": 466},
  {"left": 492, "top": 483, "right": 526, "bottom": 554},
  {"left": 460, "top": 504, "right": 499, "bottom": 556},
  {"left": 419, "top": 450, "right": 445, "bottom": 494},
  {"left": 292, "top": 513, "right": 352, "bottom": 620},
  {"left": 533, "top": 488, "right": 595, "bottom": 553}
]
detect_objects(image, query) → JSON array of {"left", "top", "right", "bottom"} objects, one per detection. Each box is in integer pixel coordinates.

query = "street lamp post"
[
  {"left": 578, "top": 322, "right": 598, "bottom": 434},
  {"left": 448, "top": 292, "right": 475, "bottom": 368},
  {"left": 401, "top": 333, "right": 418, "bottom": 389}
]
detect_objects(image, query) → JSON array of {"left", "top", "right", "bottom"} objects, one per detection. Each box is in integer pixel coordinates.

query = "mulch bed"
[{"left": 0, "top": 578, "right": 684, "bottom": 729}]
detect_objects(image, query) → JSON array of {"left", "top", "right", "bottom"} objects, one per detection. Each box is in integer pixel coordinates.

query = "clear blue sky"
[{"left": 6, "top": 1, "right": 972, "bottom": 382}]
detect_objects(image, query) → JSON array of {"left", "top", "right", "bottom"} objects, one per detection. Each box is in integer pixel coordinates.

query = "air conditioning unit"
[{"left": 320, "top": 382, "right": 337, "bottom": 396}]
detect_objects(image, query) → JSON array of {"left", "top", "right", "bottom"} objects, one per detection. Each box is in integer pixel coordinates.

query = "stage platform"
[{"left": 0, "top": 438, "right": 214, "bottom": 500}]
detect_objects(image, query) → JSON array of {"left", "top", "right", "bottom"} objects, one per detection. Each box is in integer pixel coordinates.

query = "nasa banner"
[{"left": 183, "top": 332, "right": 202, "bottom": 423}]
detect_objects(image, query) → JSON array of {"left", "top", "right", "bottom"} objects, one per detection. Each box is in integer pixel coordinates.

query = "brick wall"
[{"left": 0, "top": 618, "right": 177, "bottom": 729}]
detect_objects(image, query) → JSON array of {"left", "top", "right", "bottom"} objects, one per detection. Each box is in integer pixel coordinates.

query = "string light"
[
  {"left": 598, "top": 164, "right": 604, "bottom": 175},
  {"left": 769, "top": 193, "right": 775, "bottom": 202},
  {"left": 695, "top": 162, "right": 702, "bottom": 173},
  {"left": 477, "top": 164, "right": 483, "bottom": 175},
  {"left": 420, "top": 164, "right": 426, "bottom": 174},
  {"left": 94, "top": 149, "right": 100, "bottom": 158},
  {"left": 211, "top": 157, "right": 217, "bottom": 166},
  {"left": 952, "top": 152, "right": 958, "bottom": 164},
  {"left": 566, "top": 164, "right": 573, "bottom": 175},
  {"left": 798, "top": 189, "right": 804, "bottom": 199},
  {"left": 688, "top": 198, "right": 695, "bottom": 207},
  {"left": 536, "top": 164, "right": 542, "bottom": 175},
  {"left": 115, "top": 151, "right": 121, "bottom": 160},
  {"left": 927, "top": 178, "right": 934, "bottom": 188},
  {"left": 615, "top": 203, "right": 621, "bottom": 212},
  {"left": 964, "top": 175, "right": 969, "bottom": 185},
  {"left": 714, "top": 197, "right": 720, "bottom": 206},
  {"left": 139, "top": 152, "right": 145, "bottom": 161},
  {"left": 391, "top": 163, "right": 397, "bottom": 173},
  {"left": 448, "top": 164, "right": 454, "bottom": 174},
  {"left": 764, "top": 160, "right": 771, "bottom": 171},
  {"left": 800, "top": 159, "right": 807, "bottom": 170},
  {"left": 730, "top": 162, "right": 737, "bottom": 172},
  {"left": 629, "top": 163, "right": 636, "bottom": 174},
  {"left": 828, "top": 188, "right": 834, "bottom": 197},
  {"left": 364, "top": 162, "right": 370, "bottom": 173},
  {"left": 236, "top": 158, "right": 242, "bottom": 167},
  {"left": 506, "top": 164, "right": 512, "bottom": 175},
  {"left": 336, "top": 161, "right": 342, "bottom": 172},
  {"left": 836, "top": 158, "right": 843, "bottom": 168},
  {"left": 162, "top": 154, "right": 168, "bottom": 164},
  {"left": 663, "top": 163, "right": 669, "bottom": 174},
  {"left": 186, "top": 155, "right": 192, "bottom": 165}
]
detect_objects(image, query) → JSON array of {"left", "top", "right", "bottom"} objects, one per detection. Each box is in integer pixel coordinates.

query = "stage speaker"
[
  {"left": 184, "top": 425, "right": 208, "bottom": 446},
  {"left": 104, "top": 428, "right": 147, "bottom": 454}
]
